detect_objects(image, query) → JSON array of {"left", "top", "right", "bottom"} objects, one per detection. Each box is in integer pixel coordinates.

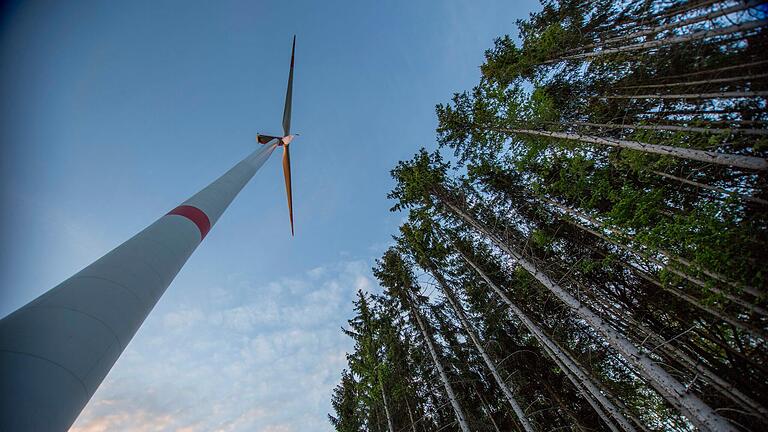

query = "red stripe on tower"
[{"left": 167, "top": 205, "right": 211, "bottom": 240}]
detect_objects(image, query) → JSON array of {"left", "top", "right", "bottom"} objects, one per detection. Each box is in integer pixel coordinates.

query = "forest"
[{"left": 329, "top": 1, "right": 767, "bottom": 431}]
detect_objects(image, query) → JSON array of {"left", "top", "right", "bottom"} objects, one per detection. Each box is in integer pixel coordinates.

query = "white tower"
[{"left": 0, "top": 37, "right": 298, "bottom": 432}]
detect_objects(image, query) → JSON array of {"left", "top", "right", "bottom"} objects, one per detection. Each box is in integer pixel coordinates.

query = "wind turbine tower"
[{"left": 0, "top": 36, "right": 299, "bottom": 431}]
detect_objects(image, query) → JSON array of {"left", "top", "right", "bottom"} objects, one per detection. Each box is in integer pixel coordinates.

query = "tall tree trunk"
[
  {"left": 426, "top": 263, "right": 536, "bottom": 432},
  {"left": 407, "top": 293, "right": 471, "bottom": 432},
  {"left": 623, "top": 259, "right": 767, "bottom": 339},
  {"left": 568, "top": 120, "right": 768, "bottom": 136},
  {"left": 618, "top": 72, "right": 768, "bottom": 90},
  {"left": 652, "top": 170, "right": 768, "bottom": 206},
  {"left": 437, "top": 194, "right": 737, "bottom": 432},
  {"left": 541, "top": 197, "right": 766, "bottom": 315},
  {"left": 548, "top": 19, "right": 767, "bottom": 63},
  {"left": 657, "top": 59, "right": 768, "bottom": 81},
  {"left": 590, "top": 291, "right": 768, "bottom": 420},
  {"left": 576, "top": 1, "right": 763, "bottom": 54},
  {"left": 600, "top": 90, "right": 768, "bottom": 99},
  {"left": 595, "top": 0, "right": 723, "bottom": 40},
  {"left": 379, "top": 374, "right": 396, "bottom": 432},
  {"left": 474, "top": 388, "right": 502, "bottom": 432},
  {"left": 636, "top": 108, "right": 765, "bottom": 116},
  {"left": 404, "top": 396, "right": 419, "bottom": 432},
  {"left": 538, "top": 334, "right": 623, "bottom": 432},
  {"left": 496, "top": 128, "right": 768, "bottom": 170},
  {"left": 457, "top": 248, "right": 642, "bottom": 432}
]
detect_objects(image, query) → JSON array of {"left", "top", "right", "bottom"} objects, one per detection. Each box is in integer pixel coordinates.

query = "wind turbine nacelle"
[{"left": 256, "top": 134, "right": 282, "bottom": 145}]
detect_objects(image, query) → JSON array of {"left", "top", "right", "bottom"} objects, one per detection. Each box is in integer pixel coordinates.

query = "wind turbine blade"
[
  {"left": 282, "top": 145, "right": 294, "bottom": 236},
  {"left": 282, "top": 35, "right": 295, "bottom": 137}
]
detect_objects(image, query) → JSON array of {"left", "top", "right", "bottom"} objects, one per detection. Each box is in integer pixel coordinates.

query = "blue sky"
[{"left": 0, "top": 1, "right": 538, "bottom": 430}]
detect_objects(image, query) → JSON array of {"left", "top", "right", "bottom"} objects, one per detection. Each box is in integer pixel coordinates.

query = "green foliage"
[{"left": 388, "top": 149, "right": 448, "bottom": 212}]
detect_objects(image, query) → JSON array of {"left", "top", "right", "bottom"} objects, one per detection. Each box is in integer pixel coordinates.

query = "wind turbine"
[
  {"left": 0, "top": 36, "right": 298, "bottom": 431},
  {"left": 257, "top": 35, "right": 297, "bottom": 236}
]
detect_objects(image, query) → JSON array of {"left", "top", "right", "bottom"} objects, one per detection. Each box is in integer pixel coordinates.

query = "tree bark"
[
  {"left": 652, "top": 170, "right": 768, "bottom": 206},
  {"left": 438, "top": 195, "right": 737, "bottom": 432},
  {"left": 658, "top": 59, "right": 768, "bottom": 81},
  {"left": 427, "top": 264, "right": 536, "bottom": 432},
  {"left": 379, "top": 375, "right": 396, "bottom": 432},
  {"left": 618, "top": 73, "right": 768, "bottom": 90},
  {"left": 595, "top": 0, "right": 723, "bottom": 40},
  {"left": 496, "top": 128, "right": 768, "bottom": 171},
  {"left": 591, "top": 292, "right": 768, "bottom": 421},
  {"left": 575, "top": 1, "right": 763, "bottom": 54},
  {"left": 636, "top": 108, "right": 765, "bottom": 115},
  {"left": 405, "top": 396, "right": 419, "bottom": 432},
  {"left": 541, "top": 197, "right": 766, "bottom": 312},
  {"left": 568, "top": 120, "right": 768, "bottom": 136},
  {"left": 407, "top": 293, "right": 471, "bottom": 432},
  {"left": 548, "top": 19, "right": 767, "bottom": 63},
  {"left": 599, "top": 90, "right": 768, "bottom": 99},
  {"left": 456, "top": 248, "right": 639, "bottom": 432}
]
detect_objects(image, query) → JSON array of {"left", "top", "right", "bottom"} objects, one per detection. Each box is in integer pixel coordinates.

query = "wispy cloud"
[{"left": 70, "top": 260, "right": 372, "bottom": 432}]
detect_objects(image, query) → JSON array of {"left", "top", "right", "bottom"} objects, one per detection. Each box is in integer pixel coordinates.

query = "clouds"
[{"left": 70, "top": 260, "right": 373, "bottom": 432}]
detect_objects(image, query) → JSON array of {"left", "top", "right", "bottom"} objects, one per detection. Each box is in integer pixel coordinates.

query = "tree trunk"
[
  {"left": 576, "top": 1, "right": 763, "bottom": 54},
  {"left": 541, "top": 197, "right": 766, "bottom": 313},
  {"left": 590, "top": 291, "right": 768, "bottom": 421},
  {"left": 595, "top": 0, "right": 723, "bottom": 40},
  {"left": 652, "top": 170, "right": 768, "bottom": 206},
  {"left": 548, "top": 19, "right": 767, "bottom": 63},
  {"left": 618, "top": 72, "right": 768, "bottom": 90},
  {"left": 405, "top": 396, "right": 419, "bottom": 432},
  {"left": 407, "top": 294, "right": 471, "bottom": 432},
  {"left": 474, "top": 388, "right": 502, "bottom": 432},
  {"left": 427, "top": 264, "right": 536, "bottom": 432},
  {"left": 438, "top": 195, "right": 737, "bottom": 432},
  {"left": 496, "top": 128, "right": 768, "bottom": 170},
  {"left": 658, "top": 59, "right": 768, "bottom": 81},
  {"left": 538, "top": 334, "right": 622, "bottom": 432},
  {"left": 379, "top": 375, "right": 396, "bottom": 432},
  {"left": 568, "top": 120, "right": 768, "bottom": 136},
  {"left": 636, "top": 108, "right": 765, "bottom": 116},
  {"left": 456, "top": 248, "right": 639, "bottom": 432},
  {"left": 600, "top": 90, "right": 768, "bottom": 99}
]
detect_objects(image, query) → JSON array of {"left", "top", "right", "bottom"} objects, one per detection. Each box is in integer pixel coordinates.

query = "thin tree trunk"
[
  {"left": 538, "top": 334, "right": 622, "bottom": 432},
  {"left": 591, "top": 292, "right": 768, "bottom": 421},
  {"left": 474, "top": 388, "right": 502, "bottom": 432},
  {"left": 595, "top": 0, "right": 723, "bottom": 40},
  {"left": 685, "top": 120, "right": 768, "bottom": 126},
  {"left": 544, "top": 196, "right": 764, "bottom": 298},
  {"left": 456, "top": 248, "right": 639, "bottom": 432},
  {"left": 496, "top": 128, "right": 768, "bottom": 170},
  {"left": 653, "top": 170, "right": 768, "bottom": 206},
  {"left": 599, "top": 90, "right": 768, "bottom": 99},
  {"left": 578, "top": 1, "right": 762, "bottom": 53},
  {"left": 439, "top": 195, "right": 737, "bottom": 432},
  {"left": 427, "top": 264, "right": 536, "bottom": 432},
  {"left": 379, "top": 375, "right": 396, "bottom": 432},
  {"left": 374, "top": 406, "right": 383, "bottom": 432},
  {"left": 405, "top": 396, "right": 419, "bottom": 432},
  {"left": 548, "top": 19, "right": 767, "bottom": 63},
  {"left": 618, "top": 73, "right": 768, "bottom": 90},
  {"left": 543, "top": 376, "right": 590, "bottom": 431},
  {"left": 636, "top": 108, "right": 765, "bottom": 115},
  {"left": 407, "top": 294, "right": 471, "bottom": 432},
  {"left": 569, "top": 120, "right": 768, "bottom": 136},
  {"left": 624, "top": 258, "right": 767, "bottom": 339},
  {"left": 542, "top": 197, "right": 766, "bottom": 311},
  {"left": 658, "top": 59, "right": 768, "bottom": 81}
]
